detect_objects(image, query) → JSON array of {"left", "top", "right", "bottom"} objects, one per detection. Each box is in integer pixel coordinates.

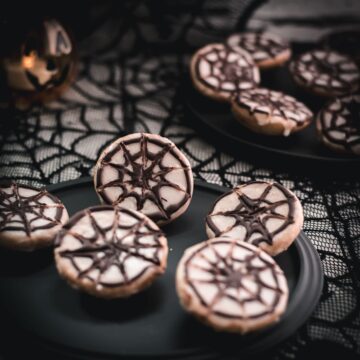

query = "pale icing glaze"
[
  {"left": 227, "top": 32, "right": 290, "bottom": 63},
  {"left": 182, "top": 238, "right": 288, "bottom": 320},
  {"left": 290, "top": 50, "right": 360, "bottom": 96},
  {"left": 206, "top": 181, "right": 297, "bottom": 246},
  {"left": 95, "top": 133, "right": 193, "bottom": 225},
  {"left": 318, "top": 94, "right": 360, "bottom": 155},
  {"left": 0, "top": 183, "right": 67, "bottom": 239},
  {"left": 194, "top": 43, "right": 260, "bottom": 95},
  {"left": 55, "top": 206, "right": 167, "bottom": 290},
  {"left": 233, "top": 88, "right": 313, "bottom": 136}
]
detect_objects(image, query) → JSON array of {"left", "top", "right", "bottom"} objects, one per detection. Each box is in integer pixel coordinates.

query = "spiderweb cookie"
[
  {"left": 94, "top": 133, "right": 193, "bottom": 225},
  {"left": 206, "top": 181, "right": 303, "bottom": 256},
  {"left": 0, "top": 182, "right": 68, "bottom": 251},
  {"left": 290, "top": 50, "right": 360, "bottom": 97},
  {"left": 54, "top": 205, "right": 168, "bottom": 298},
  {"left": 317, "top": 94, "right": 360, "bottom": 155},
  {"left": 227, "top": 32, "right": 291, "bottom": 69},
  {"left": 176, "top": 238, "right": 289, "bottom": 333},
  {"left": 231, "top": 88, "right": 313, "bottom": 136},
  {"left": 190, "top": 43, "right": 260, "bottom": 102}
]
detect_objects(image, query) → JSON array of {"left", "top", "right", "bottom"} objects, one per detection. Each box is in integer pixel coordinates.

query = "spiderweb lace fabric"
[{"left": 0, "top": 1, "right": 359, "bottom": 358}]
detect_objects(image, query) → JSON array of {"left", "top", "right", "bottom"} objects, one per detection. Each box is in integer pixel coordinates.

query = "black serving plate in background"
[
  {"left": 0, "top": 178, "right": 323, "bottom": 359},
  {"left": 183, "top": 44, "right": 360, "bottom": 176}
]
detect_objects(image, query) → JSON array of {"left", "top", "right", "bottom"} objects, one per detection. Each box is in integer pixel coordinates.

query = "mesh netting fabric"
[{"left": 0, "top": 1, "right": 359, "bottom": 358}]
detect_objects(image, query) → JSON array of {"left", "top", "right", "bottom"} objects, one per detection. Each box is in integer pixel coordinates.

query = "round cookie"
[
  {"left": 54, "top": 205, "right": 168, "bottom": 299},
  {"left": 231, "top": 88, "right": 313, "bottom": 136},
  {"left": 205, "top": 181, "right": 303, "bottom": 256},
  {"left": 289, "top": 50, "right": 360, "bottom": 97},
  {"left": 190, "top": 43, "right": 260, "bottom": 102},
  {"left": 227, "top": 32, "right": 291, "bottom": 69},
  {"left": 0, "top": 182, "right": 68, "bottom": 251},
  {"left": 176, "top": 238, "right": 289, "bottom": 334},
  {"left": 94, "top": 133, "right": 193, "bottom": 226},
  {"left": 316, "top": 94, "right": 360, "bottom": 156}
]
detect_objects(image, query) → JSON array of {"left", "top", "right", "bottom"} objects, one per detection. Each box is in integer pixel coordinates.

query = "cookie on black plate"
[
  {"left": 205, "top": 181, "right": 303, "bottom": 256},
  {"left": 289, "top": 50, "right": 360, "bottom": 97},
  {"left": 231, "top": 88, "right": 313, "bottom": 136},
  {"left": 317, "top": 94, "right": 360, "bottom": 155},
  {"left": 176, "top": 237, "right": 289, "bottom": 333},
  {"left": 0, "top": 182, "right": 68, "bottom": 251},
  {"left": 227, "top": 32, "right": 291, "bottom": 69},
  {"left": 190, "top": 43, "right": 260, "bottom": 102},
  {"left": 55, "top": 205, "right": 168, "bottom": 298},
  {"left": 94, "top": 133, "right": 193, "bottom": 225}
]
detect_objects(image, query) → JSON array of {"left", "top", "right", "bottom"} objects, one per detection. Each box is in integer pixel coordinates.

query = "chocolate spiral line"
[
  {"left": 96, "top": 134, "right": 192, "bottom": 222},
  {"left": 206, "top": 182, "right": 295, "bottom": 246},
  {"left": 0, "top": 183, "right": 64, "bottom": 236},
  {"left": 56, "top": 206, "right": 164, "bottom": 287},
  {"left": 195, "top": 45, "right": 257, "bottom": 93},
  {"left": 320, "top": 96, "right": 360, "bottom": 151},
  {"left": 234, "top": 89, "right": 312, "bottom": 125},
  {"left": 292, "top": 51, "right": 359, "bottom": 94},
  {"left": 184, "top": 240, "right": 284, "bottom": 319},
  {"left": 228, "top": 33, "right": 289, "bottom": 61}
]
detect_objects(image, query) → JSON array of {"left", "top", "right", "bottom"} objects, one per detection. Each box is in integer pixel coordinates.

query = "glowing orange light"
[{"left": 22, "top": 52, "right": 36, "bottom": 69}]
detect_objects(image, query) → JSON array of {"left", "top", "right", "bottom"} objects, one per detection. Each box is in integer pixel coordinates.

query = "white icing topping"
[
  {"left": 194, "top": 43, "right": 259, "bottom": 94},
  {"left": 0, "top": 184, "right": 66, "bottom": 240},
  {"left": 96, "top": 133, "right": 192, "bottom": 224},
  {"left": 235, "top": 88, "right": 312, "bottom": 136},
  {"left": 207, "top": 181, "right": 296, "bottom": 246},
  {"left": 56, "top": 207, "right": 167, "bottom": 287},
  {"left": 227, "top": 32, "right": 289, "bottom": 63},
  {"left": 292, "top": 50, "right": 360, "bottom": 95},
  {"left": 184, "top": 239, "right": 288, "bottom": 319}
]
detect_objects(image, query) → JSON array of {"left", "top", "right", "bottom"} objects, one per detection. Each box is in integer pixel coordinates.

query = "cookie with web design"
[
  {"left": 227, "top": 32, "right": 291, "bottom": 69},
  {"left": 289, "top": 50, "right": 360, "bottom": 97},
  {"left": 190, "top": 43, "right": 260, "bottom": 102},
  {"left": 54, "top": 205, "right": 168, "bottom": 298},
  {"left": 94, "top": 133, "right": 193, "bottom": 225},
  {"left": 205, "top": 181, "right": 303, "bottom": 256},
  {"left": 231, "top": 88, "right": 313, "bottom": 136},
  {"left": 0, "top": 183, "right": 69, "bottom": 251},
  {"left": 317, "top": 94, "right": 360, "bottom": 156},
  {"left": 176, "top": 238, "right": 288, "bottom": 333}
]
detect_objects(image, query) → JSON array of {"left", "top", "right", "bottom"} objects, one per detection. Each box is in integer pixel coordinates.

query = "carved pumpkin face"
[{"left": 2, "top": 19, "right": 76, "bottom": 103}]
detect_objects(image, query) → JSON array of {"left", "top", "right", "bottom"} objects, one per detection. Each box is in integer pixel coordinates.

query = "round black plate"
[
  {"left": 0, "top": 178, "right": 323, "bottom": 359},
  {"left": 183, "top": 57, "right": 360, "bottom": 173}
]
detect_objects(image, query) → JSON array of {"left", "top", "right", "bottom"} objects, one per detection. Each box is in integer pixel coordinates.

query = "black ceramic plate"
[
  {"left": 183, "top": 53, "right": 360, "bottom": 173},
  {"left": 0, "top": 178, "right": 323, "bottom": 359}
]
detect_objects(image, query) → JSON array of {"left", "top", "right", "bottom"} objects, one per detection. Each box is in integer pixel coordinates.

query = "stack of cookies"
[
  {"left": 190, "top": 31, "right": 360, "bottom": 156},
  {"left": 0, "top": 132, "right": 304, "bottom": 336}
]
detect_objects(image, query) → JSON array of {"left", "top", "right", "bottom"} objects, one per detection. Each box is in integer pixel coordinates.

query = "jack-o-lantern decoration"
[{"left": 2, "top": 19, "right": 77, "bottom": 107}]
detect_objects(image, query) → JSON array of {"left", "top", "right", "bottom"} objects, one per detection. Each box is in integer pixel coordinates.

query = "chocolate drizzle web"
[
  {"left": 56, "top": 206, "right": 165, "bottom": 287},
  {"left": 227, "top": 32, "right": 289, "bottom": 62},
  {"left": 0, "top": 183, "right": 64, "bottom": 236},
  {"left": 184, "top": 239, "right": 285, "bottom": 319},
  {"left": 291, "top": 50, "right": 360, "bottom": 95},
  {"left": 206, "top": 182, "right": 295, "bottom": 246},
  {"left": 319, "top": 95, "right": 360, "bottom": 153},
  {"left": 96, "top": 134, "right": 192, "bottom": 223},
  {"left": 234, "top": 88, "right": 312, "bottom": 126},
  {"left": 195, "top": 44, "right": 258, "bottom": 93}
]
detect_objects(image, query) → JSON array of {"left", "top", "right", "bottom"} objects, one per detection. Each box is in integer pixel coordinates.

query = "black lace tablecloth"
[{"left": 0, "top": 1, "right": 360, "bottom": 358}]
